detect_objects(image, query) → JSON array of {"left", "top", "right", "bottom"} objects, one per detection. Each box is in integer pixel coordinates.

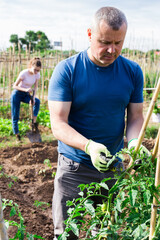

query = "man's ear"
[{"left": 87, "top": 28, "right": 92, "bottom": 40}]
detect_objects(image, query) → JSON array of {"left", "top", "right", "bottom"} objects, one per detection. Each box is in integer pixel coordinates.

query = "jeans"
[
  {"left": 11, "top": 89, "right": 40, "bottom": 134},
  {"left": 52, "top": 154, "right": 124, "bottom": 240}
]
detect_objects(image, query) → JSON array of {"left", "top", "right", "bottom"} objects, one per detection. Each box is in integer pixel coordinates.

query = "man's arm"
[
  {"left": 48, "top": 100, "right": 88, "bottom": 151},
  {"left": 126, "top": 102, "right": 144, "bottom": 143}
]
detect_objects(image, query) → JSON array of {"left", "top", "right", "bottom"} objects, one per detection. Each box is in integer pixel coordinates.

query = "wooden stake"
[
  {"left": 149, "top": 138, "right": 160, "bottom": 239},
  {"left": 128, "top": 78, "right": 160, "bottom": 168},
  {"left": 152, "top": 128, "right": 160, "bottom": 161},
  {"left": 0, "top": 194, "right": 8, "bottom": 240}
]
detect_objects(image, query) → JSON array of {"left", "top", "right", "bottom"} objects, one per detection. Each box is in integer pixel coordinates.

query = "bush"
[{"left": 145, "top": 126, "right": 159, "bottom": 139}]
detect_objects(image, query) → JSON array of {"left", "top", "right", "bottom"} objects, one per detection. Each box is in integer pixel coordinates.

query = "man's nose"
[{"left": 107, "top": 44, "right": 115, "bottom": 54}]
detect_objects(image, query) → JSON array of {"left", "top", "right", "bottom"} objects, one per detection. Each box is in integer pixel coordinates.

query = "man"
[{"left": 48, "top": 6, "right": 148, "bottom": 240}]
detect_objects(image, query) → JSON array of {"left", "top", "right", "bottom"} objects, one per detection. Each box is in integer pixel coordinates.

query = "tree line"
[{"left": 9, "top": 30, "right": 52, "bottom": 51}]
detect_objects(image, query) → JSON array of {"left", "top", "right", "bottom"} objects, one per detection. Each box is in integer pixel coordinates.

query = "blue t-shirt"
[{"left": 48, "top": 50, "right": 143, "bottom": 168}]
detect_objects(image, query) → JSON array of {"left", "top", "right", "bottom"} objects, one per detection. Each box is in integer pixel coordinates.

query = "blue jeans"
[{"left": 11, "top": 90, "right": 40, "bottom": 134}]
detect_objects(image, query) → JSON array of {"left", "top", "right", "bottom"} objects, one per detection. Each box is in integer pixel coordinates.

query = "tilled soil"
[{"left": 0, "top": 138, "right": 155, "bottom": 239}]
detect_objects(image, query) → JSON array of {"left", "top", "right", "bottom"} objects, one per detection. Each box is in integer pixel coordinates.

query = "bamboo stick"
[
  {"left": 152, "top": 128, "right": 160, "bottom": 161},
  {"left": 2, "top": 75, "right": 5, "bottom": 106},
  {"left": 128, "top": 78, "right": 160, "bottom": 168},
  {"left": 149, "top": 138, "right": 160, "bottom": 239},
  {"left": 0, "top": 194, "right": 8, "bottom": 240}
]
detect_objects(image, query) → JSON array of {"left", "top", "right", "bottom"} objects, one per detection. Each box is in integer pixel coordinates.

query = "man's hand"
[
  {"left": 128, "top": 138, "right": 151, "bottom": 170},
  {"left": 85, "top": 140, "right": 112, "bottom": 172}
]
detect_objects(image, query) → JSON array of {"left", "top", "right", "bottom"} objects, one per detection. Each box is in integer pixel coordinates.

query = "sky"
[{"left": 0, "top": 0, "right": 160, "bottom": 52}]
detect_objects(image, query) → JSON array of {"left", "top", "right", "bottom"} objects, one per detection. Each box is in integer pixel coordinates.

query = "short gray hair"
[{"left": 91, "top": 7, "right": 127, "bottom": 31}]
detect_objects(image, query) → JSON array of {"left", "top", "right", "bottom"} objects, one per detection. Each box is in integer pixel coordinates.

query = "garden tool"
[{"left": 26, "top": 90, "right": 42, "bottom": 143}]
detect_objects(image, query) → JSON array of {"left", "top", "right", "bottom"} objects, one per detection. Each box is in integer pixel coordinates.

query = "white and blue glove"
[{"left": 85, "top": 140, "right": 112, "bottom": 172}]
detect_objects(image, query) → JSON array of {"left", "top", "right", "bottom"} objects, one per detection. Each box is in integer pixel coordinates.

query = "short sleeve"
[
  {"left": 48, "top": 60, "right": 72, "bottom": 101},
  {"left": 18, "top": 70, "right": 25, "bottom": 80},
  {"left": 130, "top": 64, "right": 144, "bottom": 103}
]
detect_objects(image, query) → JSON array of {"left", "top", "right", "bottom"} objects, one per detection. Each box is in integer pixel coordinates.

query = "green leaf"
[
  {"left": 84, "top": 199, "right": 95, "bottom": 216},
  {"left": 129, "top": 189, "right": 138, "bottom": 206},
  {"left": 10, "top": 206, "right": 17, "bottom": 217},
  {"left": 59, "top": 231, "right": 69, "bottom": 240},
  {"left": 69, "top": 222, "right": 79, "bottom": 236},
  {"left": 143, "top": 190, "right": 151, "bottom": 205},
  {"left": 99, "top": 182, "right": 109, "bottom": 190},
  {"left": 78, "top": 191, "right": 84, "bottom": 197},
  {"left": 32, "top": 235, "right": 44, "bottom": 239},
  {"left": 115, "top": 198, "right": 122, "bottom": 212}
]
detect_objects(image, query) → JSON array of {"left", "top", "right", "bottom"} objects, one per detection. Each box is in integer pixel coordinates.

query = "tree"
[
  {"left": 9, "top": 30, "right": 51, "bottom": 51},
  {"left": 9, "top": 34, "right": 19, "bottom": 49},
  {"left": 35, "top": 31, "right": 51, "bottom": 50}
]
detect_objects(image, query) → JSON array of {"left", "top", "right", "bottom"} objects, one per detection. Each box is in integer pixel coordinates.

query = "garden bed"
[{"left": 0, "top": 138, "right": 156, "bottom": 239}]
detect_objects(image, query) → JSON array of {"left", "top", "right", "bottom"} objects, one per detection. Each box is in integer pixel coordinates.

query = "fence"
[
  {"left": 0, "top": 49, "right": 66, "bottom": 106},
  {"left": 0, "top": 48, "right": 160, "bottom": 119}
]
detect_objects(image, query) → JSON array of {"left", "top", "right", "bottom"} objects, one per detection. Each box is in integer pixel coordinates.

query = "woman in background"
[{"left": 11, "top": 57, "right": 41, "bottom": 141}]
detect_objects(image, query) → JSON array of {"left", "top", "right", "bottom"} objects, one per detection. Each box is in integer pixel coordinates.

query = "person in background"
[
  {"left": 11, "top": 57, "right": 41, "bottom": 141},
  {"left": 48, "top": 6, "right": 150, "bottom": 240}
]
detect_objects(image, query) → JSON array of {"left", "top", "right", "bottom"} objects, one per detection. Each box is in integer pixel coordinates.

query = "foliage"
[
  {"left": 36, "top": 107, "right": 51, "bottom": 128},
  {"left": 145, "top": 71, "right": 160, "bottom": 89},
  {"left": 0, "top": 118, "right": 30, "bottom": 137},
  {"left": 9, "top": 30, "right": 51, "bottom": 51},
  {"left": 60, "top": 149, "right": 160, "bottom": 240},
  {"left": 33, "top": 200, "right": 50, "bottom": 210},
  {"left": 153, "top": 103, "right": 160, "bottom": 114},
  {"left": 0, "top": 103, "right": 51, "bottom": 137},
  {"left": 145, "top": 126, "right": 159, "bottom": 139},
  {"left": 0, "top": 165, "right": 18, "bottom": 188},
  {"left": 2, "top": 199, "right": 44, "bottom": 240},
  {"left": 10, "top": 34, "right": 19, "bottom": 47},
  {"left": 38, "top": 159, "right": 56, "bottom": 178},
  {"left": 0, "top": 104, "right": 11, "bottom": 118}
]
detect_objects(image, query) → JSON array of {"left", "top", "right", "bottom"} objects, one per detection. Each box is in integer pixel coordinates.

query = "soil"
[{"left": 0, "top": 137, "right": 156, "bottom": 240}]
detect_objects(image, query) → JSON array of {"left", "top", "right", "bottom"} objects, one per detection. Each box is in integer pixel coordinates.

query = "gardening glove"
[
  {"left": 100, "top": 152, "right": 119, "bottom": 172},
  {"left": 85, "top": 140, "right": 112, "bottom": 172},
  {"left": 128, "top": 138, "right": 151, "bottom": 170}
]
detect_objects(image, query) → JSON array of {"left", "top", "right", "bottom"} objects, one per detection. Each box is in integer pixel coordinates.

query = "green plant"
[
  {"left": 153, "top": 103, "right": 160, "bottom": 114},
  {"left": 2, "top": 199, "right": 44, "bottom": 239},
  {"left": 60, "top": 149, "right": 160, "bottom": 240},
  {"left": 38, "top": 159, "right": 55, "bottom": 178},
  {"left": 0, "top": 118, "right": 30, "bottom": 137},
  {"left": 33, "top": 200, "right": 50, "bottom": 210},
  {"left": 0, "top": 165, "right": 18, "bottom": 188},
  {"left": 37, "top": 108, "right": 51, "bottom": 128},
  {"left": 145, "top": 126, "right": 159, "bottom": 139}
]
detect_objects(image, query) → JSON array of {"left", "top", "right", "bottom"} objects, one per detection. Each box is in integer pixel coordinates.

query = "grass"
[{"left": 0, "top": 129, "right": 56, "bottom": 148}]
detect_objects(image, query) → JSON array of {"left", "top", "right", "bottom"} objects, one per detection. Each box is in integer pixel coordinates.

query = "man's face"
[{"left": 88, "top": 20, "right": 127, "bottom": 67}]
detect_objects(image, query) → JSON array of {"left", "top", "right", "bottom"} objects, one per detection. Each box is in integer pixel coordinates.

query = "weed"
[
  {"left": 2, "top": 199, "right": 44, "bottom": 240},
  {"left": 0, "top": 165, "right": 18, "bottom": 188},
  {"left": 33, "top": 200, "right": 50, "bottom": 210},
  {"left": 38, "top": 159, "right": 56, "bottom": 178}
]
